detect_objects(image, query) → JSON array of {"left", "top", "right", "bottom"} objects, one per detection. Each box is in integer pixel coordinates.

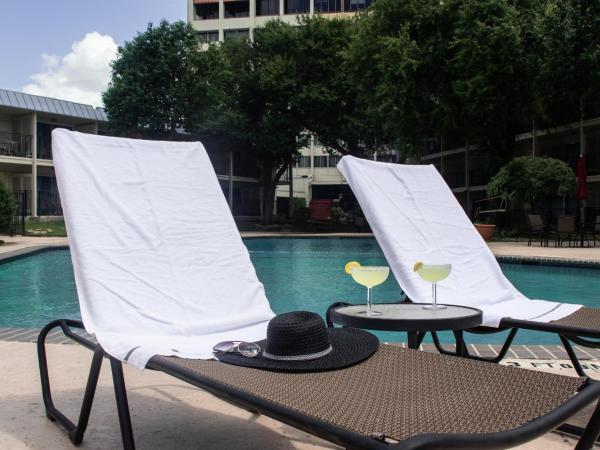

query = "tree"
[
  {"left": 538, "top": 0, "right": 600, "bottom": 151},
  {"left": 292, "top": 16, "right": 382, "bottom": 157},
  {"left": 102, "top": 21, "right": 199, "bottom": 138},
  {"left": 486, "top": 156, "right": 576, "bottom": 212},
  {"left": 188, "top": 21, "right": 308, "bottom": 224},
  {"left": 0, "top": 180, "right": 16, "bottom": 232},
  {"left": 345, "top": 0, "right": 450, "bottom": 158},
  {"left": 447, "top": 0, "right": 532, "bottom": 159}
]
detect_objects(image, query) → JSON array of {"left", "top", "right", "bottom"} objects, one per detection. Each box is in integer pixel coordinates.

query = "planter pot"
[{"left": 474, "top": 223, "right": 496, "bottom": 241}]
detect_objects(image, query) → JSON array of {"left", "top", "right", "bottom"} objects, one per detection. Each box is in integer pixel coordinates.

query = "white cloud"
[{"left": 23, "top": 32, "right": 118, "bottom": 107}]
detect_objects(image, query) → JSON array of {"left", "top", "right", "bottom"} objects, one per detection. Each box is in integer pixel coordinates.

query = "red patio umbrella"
[{"left": 577, "top": 154, "right": 588, "bottom": 200}]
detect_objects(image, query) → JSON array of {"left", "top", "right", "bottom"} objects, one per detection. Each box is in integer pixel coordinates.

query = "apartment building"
[
  {"left": 422, "top": 118, "right": 600, "bottom": 218},
  {"left": 0, "top": 88, "right": 263, "bottom": 220},
  {"left": 188, "top": 0, "right": 373, "bottom": 216},
  {"left": 0, "top": 89, "right": 108, "bottom": 218},
  {"left": 188, "top": 0, "right": 372, "bottom": 42}
]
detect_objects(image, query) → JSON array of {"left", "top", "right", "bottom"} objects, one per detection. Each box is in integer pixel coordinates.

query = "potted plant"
[
  {"left": 472, "top": 197, "right": 503, "bottom": 241},
  {"left": 474, "top": 216, "right": 497, "bottom": 241},
  {"left": 485, "top": 156, "right": 576, "bottom": 237}
]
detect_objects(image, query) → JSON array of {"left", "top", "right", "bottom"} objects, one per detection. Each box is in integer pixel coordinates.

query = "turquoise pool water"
[{"left": 1, "top": 238, "right": 598, "bottom": 345}]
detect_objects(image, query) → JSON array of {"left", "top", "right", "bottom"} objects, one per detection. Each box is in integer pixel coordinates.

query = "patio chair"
[
  {"left": 39, "top": 130, "right": 600, "bottom": 450},
  {"left": 553, "top": 215, "right": 576, "bottom": 247},
  {"left": 527, "top": 214, "right": 551, "bottom": 246},
  {"left": 338, "top": 156, "right": 600, "bottom": 377}
]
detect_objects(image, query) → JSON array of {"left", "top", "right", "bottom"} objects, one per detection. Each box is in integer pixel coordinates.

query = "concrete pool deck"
[
  {"left": 0, "top": 233, "right": 598, "bottom": 261},
  {"left": 0, "top": 235, "right": 599, "bottom": 448},
  {"left": 0, "top": 340, "right": 589, "bottom": 450}
]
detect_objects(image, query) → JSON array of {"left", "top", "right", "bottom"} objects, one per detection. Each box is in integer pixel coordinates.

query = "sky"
[{"left": 1, "top": 1, "right": 186, "bottom": 107}]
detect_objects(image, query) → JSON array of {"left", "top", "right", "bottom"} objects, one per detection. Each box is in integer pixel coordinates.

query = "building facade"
[
  {"left": 422, "top": 118, "right": 600, "bottom": 220},
  {"left": 0, "top": 89, "right": 263, "bottom": 220},
  {"left": 0, "top": 89, "right": 108, "bottom": 218},
  {"left": 188, "top": 0, "right": 371, "bottom": 43}
]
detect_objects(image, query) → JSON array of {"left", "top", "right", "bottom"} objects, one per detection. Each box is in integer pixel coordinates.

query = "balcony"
[{"left": 0, "top": 132, "right": 32, "bottom": 158}]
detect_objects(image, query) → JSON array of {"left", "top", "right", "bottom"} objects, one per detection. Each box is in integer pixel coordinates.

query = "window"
[
  {"left": 344, "top": 0, "right": 372, "bottom": 11},
  {"left": 194, "top": 3, "right": 219, "bottom": 20},
  {"left": 328, "top": 155, "right": 341, "bottom": 167},
  {"left": 224, "top": 28, "right": 250, "bottom": 40},
  {"left": 225, "top": 0, "right": 249, "bottom": 18},
  {"left": 197, "top": 30, "right": 219, "bottom": 43},
  {"left": 296, "top": 156, "right": 310, "bottom": 168},
  {"left": 256, "top": 0, "right": 279, "bottom": 15},
  {"left": 285, "top": 0, "right": 309, "bottom": 14},
  {"left": 314, "top": 0, "right": 341, "bottom": 13},
  {"left": 37, "top": 123, "right": 72, "bottom": 160},
  {"left": 314, "top": 156, "right": 328, "bottom": 167}
]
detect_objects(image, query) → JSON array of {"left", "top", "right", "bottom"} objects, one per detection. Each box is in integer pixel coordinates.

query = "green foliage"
[
  {"left": 25, "top": 219, "right": 67, "bottom": 237},
  {"left": 293, "top": 197, "right": 309, "bottom": 220},
  {"left": 538, "top": 0, "right": 600, "bottom": 126},
  {"left": 102, "top": 21, "right": 199, "bottom": 137},
  {"left": 0, "top": 180, "right": 16, "bottom": 230},
  {"left": 486, "top": 156, "right": 576, "bottom": 211},
  {"left": 345, "top": 0, "right": 541, "bottom": 159},
  {"left": 346, "top": 0, "right": 446, "bottom": 155},
  {"left": 293, "top": 16, "right": 382, "bottom": 157},
  {"left": 448, "top": 0, "right": 531, "bottom": 153},
  {"left": 101, "top": 5, "right": 600, "bottom": 222},
  {"left": 188, "top": 21, "right": 311, "bottom": 223}
]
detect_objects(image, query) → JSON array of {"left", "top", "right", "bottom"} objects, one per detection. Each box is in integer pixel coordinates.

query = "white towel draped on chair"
[
  {"left": 337, "top": 156, "right": 580, "bottom": 327},
  {"left": 53, "top": 130, "right": 275, "bottom": 369}
]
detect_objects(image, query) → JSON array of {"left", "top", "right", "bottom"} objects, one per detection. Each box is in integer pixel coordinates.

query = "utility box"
[{"left": 309, "top": 199, "right": 332, "bottom": 221}]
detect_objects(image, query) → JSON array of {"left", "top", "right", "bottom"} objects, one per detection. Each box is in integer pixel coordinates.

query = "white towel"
[
  {"left": 52, "top": 130, "right": 275, "bottom": 368},
  {"left": 338, "top": 156, "right": 581, "bottom": 327}
]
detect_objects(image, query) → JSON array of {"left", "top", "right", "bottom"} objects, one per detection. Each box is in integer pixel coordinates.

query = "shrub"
[
  {"left": 0, "top": 181, "right": 16, "bottom": 232},
  {"left": 293, "top": 197, "right": 310, "bottom": 220},
  {"left": 486, "top": 156, "right": 576, "bottom": 212}
]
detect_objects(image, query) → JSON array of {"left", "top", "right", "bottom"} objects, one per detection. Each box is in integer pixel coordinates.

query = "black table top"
[{"left": 329, "top": 303, "right": 483, "bottom": 332}]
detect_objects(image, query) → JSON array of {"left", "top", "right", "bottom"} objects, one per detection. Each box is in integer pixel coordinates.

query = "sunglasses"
[{"left": 212, "top": 341, "right": 261, "bottom": 358}]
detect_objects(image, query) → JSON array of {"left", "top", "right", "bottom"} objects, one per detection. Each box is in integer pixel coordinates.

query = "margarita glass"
[
  {"left": 414, "top": 263, "right": 452, "bottom": 310},
  {"left": 350, "top": 266, "right": 390, "bottom": 315}
]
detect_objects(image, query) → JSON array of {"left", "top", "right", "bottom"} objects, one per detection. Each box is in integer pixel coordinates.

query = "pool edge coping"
[
  {"left": 0, "top": 244, "right": 69, "bottom": 264},
  {"left": 1, "top": 239, "right": 598, "bottom": 269}
]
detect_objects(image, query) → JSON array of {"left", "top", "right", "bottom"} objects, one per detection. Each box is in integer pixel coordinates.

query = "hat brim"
[{"left": 214, "top": 327, "right": 379, "bottom": 372}]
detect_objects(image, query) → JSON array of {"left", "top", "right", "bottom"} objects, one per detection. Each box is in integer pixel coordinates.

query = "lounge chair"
[
  {"left": 39, "top": 131, "right": 600, "bottom": 449},
  {"left": 553, "top": 214, "right": 576, "bottom": 247},
  {"left": 338, "top": 156, "right": 600, "bottom": 377},
  {"left": 527, "top": 214, "right": 551, "bottom": 247}
]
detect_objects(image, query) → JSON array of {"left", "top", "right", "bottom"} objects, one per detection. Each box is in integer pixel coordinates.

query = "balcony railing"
[{"left": 0, "top": 132, "right": 32, "bottom": 158}]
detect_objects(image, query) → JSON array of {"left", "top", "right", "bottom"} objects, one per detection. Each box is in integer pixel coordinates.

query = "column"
[
  {"left": 228, "top": 150, "right": 234, "bottom": 212},
  {"left": 440, "top": 136, "right": 444, "bottom": 176},
  {"left": 309, "top": 136, "right": 314, "bottom": 203},
  {"left": 464, "top": 141, "right": 471, "bottom": 217},
  {"left": 31, "top": 112, "right": 38, "bottom": 217},
  {"left": 310, "top": 0, "right": 314, "bottom": 14},
  {"left": 279, "top": 0, "right": 285, "bottom": 15}
]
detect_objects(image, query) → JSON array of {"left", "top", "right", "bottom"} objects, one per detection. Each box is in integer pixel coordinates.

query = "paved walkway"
[
  {"left": 1, "top": 234, "right": 599, "bottom": 262},
  {"left": 0, "top": 236, "right": 67, "bottom": 257},
  {"left": 0, "top": 341, "right": 584, "bottom": 450},
  {"left": 0, "top": 236, "right": 599, "bottom": 448},
  {"left": 490, "top": 241, "right": 600, "bottom": 264}
]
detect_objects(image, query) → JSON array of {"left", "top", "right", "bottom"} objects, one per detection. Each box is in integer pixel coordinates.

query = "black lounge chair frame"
[
  {"left": 431, "top": 318, "right": 600, "bottom": 378},
  {"left": 38, "top": 318, "right": 600, "bottom": 450}
]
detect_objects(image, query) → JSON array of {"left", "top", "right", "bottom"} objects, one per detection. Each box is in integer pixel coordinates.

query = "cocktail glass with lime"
[
  {"left": 413, "top": 262, "right": 451, "bottom": 310},
  {"left": 345, "top": 262, "right": 389, "bottom": 316}
]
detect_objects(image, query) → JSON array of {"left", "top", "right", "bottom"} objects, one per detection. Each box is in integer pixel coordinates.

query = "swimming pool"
[{"left": 1, "top": 238, "right": 598, "bottom": 344}]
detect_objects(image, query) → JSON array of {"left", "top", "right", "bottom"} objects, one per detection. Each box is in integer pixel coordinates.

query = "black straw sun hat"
[{"left": 214, "top": 311, "right": 379, "bottom": 372}]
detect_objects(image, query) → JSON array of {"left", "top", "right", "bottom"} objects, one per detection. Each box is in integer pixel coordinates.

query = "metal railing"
[
  {"left": 496, "top": 207, "right": 600, "bottom": 234},
  {"left": 38, "top": 189, "right": 62, "bottom": 216},
  {"left": 0, "top": 132, "right": 32, "bottom": 158},
  {"left": 37, "top": 146, "right": 53, "bottom": 160}
]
